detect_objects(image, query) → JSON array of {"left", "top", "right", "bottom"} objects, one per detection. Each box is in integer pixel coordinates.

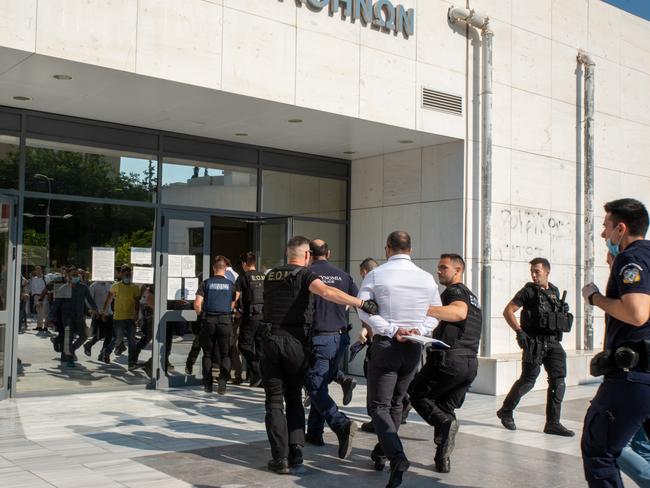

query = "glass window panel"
[
  {"left": 292, "top": 220, "right": 347, "bottom": 270},
  {"left": 162, "top": 158, "right": 257, "bottom": 212},
  {"left": 0, "top": 135, "right": 20, "bottom": 189},
  {"left": 262, "top": 170, "right": 346, "bottom": 220},
  {"left": 25, "top": 139, "right": 157, "bottom": 202}
]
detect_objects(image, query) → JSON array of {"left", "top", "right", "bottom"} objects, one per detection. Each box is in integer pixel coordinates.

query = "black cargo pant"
[
  {"left": 501, "top": 336, "right": 567, "bottom": 423},
  {"left": 239, "top": 315, "right": 263, "bottom": 381},
  {"left": 185, "top": 321, "right": 202, "bottom": 370},
  {"left": 262, "top": 331, "right": 308, "bottom": 460},
  {"left": 408, "top": 349, "right": 478, "bottom": 430},
  {"left": 199, "top": 314, "right": 232, "bottom": 387},
  {"left": 367, "top": 336, "right": 422, "bottom": 462}
]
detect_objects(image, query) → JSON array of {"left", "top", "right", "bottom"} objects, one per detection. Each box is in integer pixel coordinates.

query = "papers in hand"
[{"left": 403, "top": 335, "right": 450, "bottom": 349}]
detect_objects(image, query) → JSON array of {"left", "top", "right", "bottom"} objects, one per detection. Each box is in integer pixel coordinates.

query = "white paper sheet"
[
  {"left": 184, "top": 277, "right": 199, "bottom": 300},
  {"left": 181, "top": 255, "right": 196, "bottom": 277},
  {"left": 167, "top": 277, "right": 183, "bottom": 300},
  {"left": 133, "top": 266, "right": 154, "bottom": 284},
  {"left": 130, "top": 247, "right": 152, "bottom": 265},
  {"left": 168, "top": 255, "right": 182, "bottom": 277},
  {"left": 403, "top": 335, "right": 450, "bottom": 349},
  {"left": 91, "top": 247, "right": 115, "bottom": 282}
]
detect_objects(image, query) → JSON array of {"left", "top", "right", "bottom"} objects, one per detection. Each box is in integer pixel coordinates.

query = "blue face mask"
[
  {"left": 71, "top": 276, "right": 81, "bottom": 284},
  {"left": 606, "top": 238, "right": 620, "bottom": 258},
  {"left": 122, "top": 277, "right": 132, "bottom": 284}
]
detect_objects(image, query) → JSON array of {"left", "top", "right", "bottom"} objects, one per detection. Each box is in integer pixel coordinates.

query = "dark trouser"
[
  {"left": 61, "top": 316, "right": 88, "bottom": 361},
  {"left": 200, "top": 314, "right": 232, "bottom": 387},
  {"left": 305, "top": 333, "right": 350, "bottom": 438},
  {"left": 239, "top": 316, "right": 262, "bottom": 381},
  {"left": 367, "top": 336, "right": 422, "bottom": 462},
  {"left": 85, "top": 315, "right": 114, "bottom": 352},
  {"left": 230, "top": 316, "right": 243, "bottom": 379},
  {"left": 107, "top": 319, "right": 137, "bottom": 365},
  {"left": 185, "top": 321, "right": 201, "bottom": 369},
  {"left": 501, "top": 337, "right": 567, "bottom": 423},
  {"left": 262, "top": 332, "right": 308, "bottom": 460},
  {"left": 582, "top": 372, "right": 650, "bottom": 488},
  {"left": 135, "top": 317, "right": 153, "bottom": 362},
  {"left": 408, "top": 350, "right": 478, "bottom": 438}
]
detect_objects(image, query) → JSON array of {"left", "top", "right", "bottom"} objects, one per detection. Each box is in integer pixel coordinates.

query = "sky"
[{"left": 603, "top": 0, "right": 650, "bottom": 20}]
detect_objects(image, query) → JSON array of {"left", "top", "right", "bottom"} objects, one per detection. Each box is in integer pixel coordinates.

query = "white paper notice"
[
  {"left": 133, "top": 266, "right": 154, "bottom": 284},
  {"left": 167, "top": 277, "right": 183, "bottom": 300},
  {"left": 131, "top": 247, "right": 152, "bottom": 265},
  {"left": 168, "top": 255, "right": 182, "bottom": 277},
  {"left": 181, "top": 255, "right": 196, "bottom": 277},
  {"left": 184, "top": 277, "right": 199, "bottom": 300},
  {"left": 91, "top": 247, "right": 115, "bottom": 282},
  {"left": 403, "top": 335, "right": 450, "bottom": 349}
]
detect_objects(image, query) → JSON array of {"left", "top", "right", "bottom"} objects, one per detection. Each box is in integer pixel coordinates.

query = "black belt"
[
  {"left": 205, "top": 312, "right": 231, "bottom": 317},
  {"left": 314, "top": 330, "right": 343, "bottom": 336}
]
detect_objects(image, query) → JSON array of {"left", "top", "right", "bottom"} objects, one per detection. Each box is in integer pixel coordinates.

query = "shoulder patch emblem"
[{"left": 620, "top": 263, "right": 643, "bottom": 285}]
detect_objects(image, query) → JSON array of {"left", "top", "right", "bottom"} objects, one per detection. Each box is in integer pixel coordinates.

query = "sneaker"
[
  {"left": 185, "top": 364, "right": 192, "bottom": 376},
  {"left": 387, "top": 457, "right": 410, "bottom": 488},
  {"left": 217, "top": 378, "right": 227, "bottom": 395},
  {"left": 288, "top": 445, "right": 303, "bottom": 467},
  {"left": 336, "top": 420, "right": 358, "bottom": 459},
  {"left": 361, "top": 421, "right": 375, "bottom": 433},
  {"left": 83, "top": 343, "right": 92, "bottom": 357},
  {"left": 370, "top": 444, "right": 386, "bottom": 471},
  {"left": 305, "top": 434, "right": 325, "bottom": 446},
  {"left": 267, "top": 458, "right": 290, "bottom": 474},
  {"left": 496, "top": 409, "right": 516, "bottom": 431},
  {"left": 543, "top": 422, "right": 575, "bottom": 437},
  {"left": 341, "top": 376, "right": 357, "bottom": 406}
]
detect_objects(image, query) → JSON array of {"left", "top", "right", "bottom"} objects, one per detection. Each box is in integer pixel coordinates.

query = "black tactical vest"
[
  {"left": 241, "top": 270, "right": 265, "bottom": 317},
  {"left": 263, "top": 265, "right": 314, "bottom": 333},
  {"left": 520, "top": 283, "right": 573, "bottom": 336},
  {"left": 433, "top": 283, "right": 482, "bottom": 354}
]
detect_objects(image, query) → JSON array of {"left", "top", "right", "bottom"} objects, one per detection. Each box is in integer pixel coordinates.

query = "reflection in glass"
[
  {"left": 259, "top": 221, "right": 287, "bottom": 273},
  {"left": 293, "top": 221, "right": 346, "bottom": 270},
  {"left": 0, "top": 135, "right": 20, "bottom": 189},
  {"left": 26, "top": 139, "right": 157, "bottom": 202},
  {"left": 162, "top": 158, "right": 257, "bottom": 212},
  {"left": 0, "top": 203, "right": 8, "bottom": 311},
  {"left": 262, "top": 170, "right": 346, "bottom": 220}
]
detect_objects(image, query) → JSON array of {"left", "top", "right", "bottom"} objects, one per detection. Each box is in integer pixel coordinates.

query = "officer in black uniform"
[
  {"left": 581, "top": 198, "right": 650, "bottom": 487},
  {"left": 194, "top": 255, "right": 239, "bottom": 395},
  {"left": 496, "top": 257, "right": 575, "bottom": 437},
  {"left": 235, "top": 251, "right": 265, "bottom": 387},
  {"left": 409, "top": 253, "right": 481, "bottom": 474},
  {"left": 262, "top": 235, "right": 378, "bottom": 474}
]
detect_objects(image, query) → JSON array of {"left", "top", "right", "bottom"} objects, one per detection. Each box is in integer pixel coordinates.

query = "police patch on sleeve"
[{"left": 620, "top": 263, "right": 643, "bottom": 285}]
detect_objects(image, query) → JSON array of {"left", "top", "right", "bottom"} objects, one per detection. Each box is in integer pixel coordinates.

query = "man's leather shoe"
[
  {"left": 341, "top": 376, "right": 357, "bottom": 406},
  {"left": 336, "top": 421, "right": 358, "bottom": 459},
  {"left": 288, "top": 445, "right": 303, "bottom": 467},
  {"left": 386, "top": 457, "right": 410, "bottom": 488},
  {"left": 370, "top": 444, "right": 386, "bottom": 471},
  {"left": 267, "top": 458, "right": 290, "bottom": 474},
  {"left": 544, "top": 422, "right": 575, "bottom": 437},
  {"left": 360, "top": 421, "right": 375, "bottom": 433},
  {"left": 497, "top": 409, "right": 516, "bottom": 431}
]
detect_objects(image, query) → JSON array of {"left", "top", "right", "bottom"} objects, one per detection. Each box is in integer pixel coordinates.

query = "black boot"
[
  {"left": 497, "top": 408, "right": 516, "bottom": 431},
  {"left": 340, "top": 376, "right": 357, "bottom": 406},
  {"left": 267, "top": 458, "right": 290, "bottom": 474},
  {"left": 386, "top": 456, "right": 410, "bottom": 488},
  {"left": 288, "top": 444, "right": 303, "bottom": 467},
  {"left": 370, "top": 444, "right": 386, "bottom": 471}
]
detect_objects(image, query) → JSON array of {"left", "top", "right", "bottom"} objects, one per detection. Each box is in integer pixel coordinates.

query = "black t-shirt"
[
  {"left": 197, "top": 276, "right": 235, "bottom": 314},
  {"left": 310, "top": 260, "right": 358, "bottom": 333},
  {"left": 605, "top": 240, "right": 650, "bottom": 350},
  {"left": 263, "top": 264, "right": 319, "bottom": 327},
  {"left": 432, "top": 283, "right": 482, "bottom": 353}
]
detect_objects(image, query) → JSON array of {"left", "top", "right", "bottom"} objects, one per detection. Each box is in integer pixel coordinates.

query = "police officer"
[
  {"left": 262, "top": 236, "right": 378, "bottom": 474},
  {"left": 496, "top": 257, "right": 574, "bottom": 437},
  {"left": 581, "top": 198, "right": 650, "bottom": 487},
  {"left": 304, "top": 239, "right": 358, "bottom": 448},
  {"left": 235, "top": 251, "right": 265, "bottom": 387},
  {"left": 409, "top": 253, "right": 481, "bottom": 474},
  {"left": 194, "top": 255, "right": 239, "bottom": 394}
]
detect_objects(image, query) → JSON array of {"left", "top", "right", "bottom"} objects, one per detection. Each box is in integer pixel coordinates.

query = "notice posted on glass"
[{"left": 91, "top": 247, "right": 115, "bottom": 282}]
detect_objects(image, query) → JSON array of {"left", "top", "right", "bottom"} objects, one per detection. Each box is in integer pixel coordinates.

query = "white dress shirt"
[{"left": 357, "top": 254, "right": 442, "bottom": 338}]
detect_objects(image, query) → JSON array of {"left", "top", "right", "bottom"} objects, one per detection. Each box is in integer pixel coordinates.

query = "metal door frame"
[{"left": 0, "top": 195, "right": 18, "bottom": 400}]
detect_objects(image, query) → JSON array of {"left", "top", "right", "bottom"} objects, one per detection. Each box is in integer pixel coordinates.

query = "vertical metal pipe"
[
  {"left": 578, "top": 51, "right": 595, "bottom": 351},
  {"left": 481, "top": 25, "right": 493, "bottom": 357}
]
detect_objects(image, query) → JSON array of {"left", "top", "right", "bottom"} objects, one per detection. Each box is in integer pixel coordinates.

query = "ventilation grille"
[{"left": 421, "top": 87, "right": 463, "bottom": 115}]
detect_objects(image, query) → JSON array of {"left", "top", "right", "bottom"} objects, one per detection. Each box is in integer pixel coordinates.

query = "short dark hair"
[
  {"left": 310, "top": 240, "right": 329, "bottom": 258},
  {"left": 604, "top": 198, "right": 649, "bottom": 237},
  {"left": 386, "top": 231, "right": 411, "bottom": 252},
  {"left": 212, "top": 255, "right": 228, "bottom": 268},
  {"left": 529, "top": 257, "right": 551, "bottom": 271},
  {"left": 360, "top": 257, "right": 379, "bottom": 273},
  {"left": 440, "top": 253, "right": 465, "bottom": 271},
  {"left": 287, "top": 236, "right": 310, "bottom": 252},
  {"left": 240, "top": 251, "right": 256, "bottom": 265}
]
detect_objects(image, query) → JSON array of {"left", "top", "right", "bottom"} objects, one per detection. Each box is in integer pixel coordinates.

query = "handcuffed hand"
[
  {"left": 516, "top": 329, "right": 529, "bottom": 349},
  {"left": 360, "top": 299, "right": 379, "bottom": 315},
  {"left": 582, "top": 282, "right": 600, "bottom": 304}
]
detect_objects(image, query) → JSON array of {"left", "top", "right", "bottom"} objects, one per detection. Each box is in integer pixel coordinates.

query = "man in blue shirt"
[
  {"left": 194, "top": 255, "right": 239, "bottom": 394},
  {"left": 304, "top": 239, "right": 359, "bottom": 455},
  {"left": 581, "top": 198, "right": 650, "bottom": 487}
]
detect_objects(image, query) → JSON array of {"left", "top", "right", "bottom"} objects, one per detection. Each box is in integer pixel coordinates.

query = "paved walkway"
[{"left": 1, "top": 382, "right": 611, "bottom": 487}]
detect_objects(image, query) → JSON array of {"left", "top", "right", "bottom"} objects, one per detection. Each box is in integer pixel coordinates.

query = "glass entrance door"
[
  {"left": 256, "top": 217, "right": 292, "bottom": 272},
  {"left": 155, "top": 211, "right": 210, "bottom": 388},
  {"left": 0, "top": 197, "right": 16, "bottom": 400}
]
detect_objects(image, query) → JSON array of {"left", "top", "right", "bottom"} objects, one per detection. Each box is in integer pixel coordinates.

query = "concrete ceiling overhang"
[{"left": 0, "top": 49, "right": 457, "bottom": 160}]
